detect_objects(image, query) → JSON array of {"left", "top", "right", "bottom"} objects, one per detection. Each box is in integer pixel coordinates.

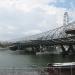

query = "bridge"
[{"left": 9, "top": 12, "right": 75, "bottom": 55}]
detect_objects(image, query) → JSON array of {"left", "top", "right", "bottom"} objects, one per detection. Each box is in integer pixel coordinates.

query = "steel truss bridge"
[{"left": 9, "top": 12, "right": 75, "bottom": 55}]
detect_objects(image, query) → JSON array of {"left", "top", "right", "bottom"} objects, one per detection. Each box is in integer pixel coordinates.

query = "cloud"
[
  {"left": 22, "top": 30, "right": 42, "bottom": 36},
  {"left": 15, "top": 0, "right": 60, "bottom": 13},
  {"left": 0, "top": 0, "right": 58, "bottom": 12},
  {"left": 0, "top": 0, "right": 15, "bottom": 8},
  {"left": 0, "top": 0, "right": 74, "bottom": 41}
]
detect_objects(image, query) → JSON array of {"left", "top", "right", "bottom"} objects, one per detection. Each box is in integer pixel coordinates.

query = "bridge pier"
[
  {"left": 31, "top": 47, "right": 36, "bottom": 54},
  {"left": 31, "top": 45, "right": 40, "bottom": 54},
  {"left": 36, "top": 46, "right": 40, "bottom": 52},
  {"left": 60, "top": 45, "right": 68, "bottom": 55},
  {"left": 31, "top": 45, "right": 47, "bottom": 53},
  {"left": 67, "top": 45, "right": 75, "bottom": 55},
  {"left": 60, "top": 44, "right": 75, "bottom": 55}
]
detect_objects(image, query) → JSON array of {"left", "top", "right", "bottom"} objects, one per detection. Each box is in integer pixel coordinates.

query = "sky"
[{"left": 0, "top": 0, "right": 75, "bottom": 41}]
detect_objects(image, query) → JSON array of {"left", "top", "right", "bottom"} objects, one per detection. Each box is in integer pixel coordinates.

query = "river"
[{"left": 0, "top": 49, "right": 75, "bottom": 68}]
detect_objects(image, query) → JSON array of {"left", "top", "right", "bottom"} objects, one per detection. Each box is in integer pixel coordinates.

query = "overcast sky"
[{"left": 0, "top": 0, "right": 75, "bottom": 41}]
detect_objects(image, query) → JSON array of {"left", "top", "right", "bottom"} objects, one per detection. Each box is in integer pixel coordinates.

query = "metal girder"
[{"left": 11, "top": 21, "right": 75, "bottom": 48}]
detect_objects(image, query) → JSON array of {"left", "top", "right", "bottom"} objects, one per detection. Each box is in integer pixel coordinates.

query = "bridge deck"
[{"left": 65, "top": 29, "right": 75, "bottom": 34}]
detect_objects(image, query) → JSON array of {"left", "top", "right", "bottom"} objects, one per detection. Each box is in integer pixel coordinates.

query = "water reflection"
[{"left": 0, "top": 50, "right": 75, "bottom": 68}]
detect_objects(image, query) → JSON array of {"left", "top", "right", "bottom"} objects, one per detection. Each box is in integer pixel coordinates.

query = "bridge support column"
[
  {"left": 67, "top": 45, "right": 75, "bottom": 54},
  {"left": 31, "top": 46, "right": 40, "bottom": 54},
  {"left": 60, "top": 44, "right": 68, "bottom": 55},
  {"left": 32, "top": 47, "right": 36, "bottom": 54},
  {"left": 60, "top": 44, "right": 75, "bottom": 55},
  {"left": 36, "top": 46, "right": 40, "bottom": 52},
  {"left": 17, "top": 43, "right": 20, "bottom": 50}
]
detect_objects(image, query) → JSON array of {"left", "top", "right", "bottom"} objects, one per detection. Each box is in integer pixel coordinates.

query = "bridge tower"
[
  {"left": 63, "top": 12, "right": 69, "bottom": 31},
  {"left": 60, "top": 12, "right": 75, "bottom": 55}
]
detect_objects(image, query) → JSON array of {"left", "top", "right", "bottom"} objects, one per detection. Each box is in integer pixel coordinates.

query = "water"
[{"left": 0, "top": 49, "right": 75, "bottom": 68}]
